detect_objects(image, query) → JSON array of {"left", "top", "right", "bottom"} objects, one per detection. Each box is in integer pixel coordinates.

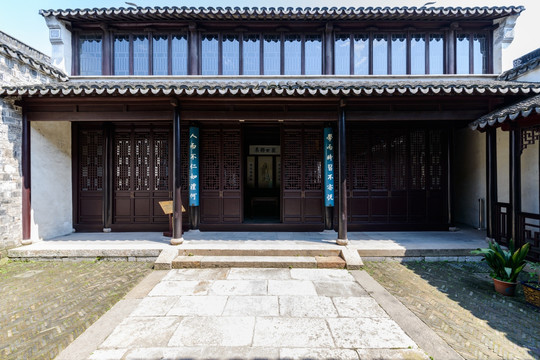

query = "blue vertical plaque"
[
  {"left": 189, "top": 127, "right": 199, "bottom": 206},
  {"left": 324, "top": 127, "right": 334, "bottom": 207}
]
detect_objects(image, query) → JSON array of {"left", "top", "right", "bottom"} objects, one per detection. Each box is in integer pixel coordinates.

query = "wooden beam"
[
  {"left": 180, "top": 110, "right": 336, "bottom": 122},
  {"left": 347, "top": 110, "right": 485, "bottom": 121},
  {"left": 27, "top": 111, "right": 173, "bottom": 122}
]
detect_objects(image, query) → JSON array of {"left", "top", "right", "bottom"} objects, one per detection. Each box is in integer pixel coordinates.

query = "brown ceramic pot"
[{"left": 493, "top": 278, "right": 517, "bottom": 296}]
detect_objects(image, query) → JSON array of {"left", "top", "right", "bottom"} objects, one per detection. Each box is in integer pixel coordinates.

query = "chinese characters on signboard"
[
  {"left": 324, "top": 127, "right": 334, "bottom": 207},
  {"left": 189, "top": 127, "right": 199, "bottom": 206},
  {"left": 248, "top": 145, "right": 281, "bottom": 155}
]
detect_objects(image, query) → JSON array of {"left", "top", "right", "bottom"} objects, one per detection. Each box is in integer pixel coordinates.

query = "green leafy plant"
[{"left": 471, "top": 239, "right": 530, "bottom": 283}]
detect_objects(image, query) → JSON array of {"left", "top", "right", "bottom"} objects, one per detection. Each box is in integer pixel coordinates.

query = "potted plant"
[
  {"left": 471, "top": 239, "right": 530, "bottom": 296},
  {"left": 521, "top": 262, "right": 540, "bottom": 308}
]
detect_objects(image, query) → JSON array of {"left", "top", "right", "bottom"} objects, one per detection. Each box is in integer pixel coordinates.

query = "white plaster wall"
[
  {"left": 496, "top": 128, "right": 510, "bottom": 203},
  {"left": 516, "top": 67, "right": 540, "bottom": 82},
  {"left": 30, "top": 121, "right": 72, "bottom": 241},
  {"left": 521, "top": 140, "right": 539, "bottom": 214},
  {"left": 454, "top": 128, "right": 486, "bottom": 228}
]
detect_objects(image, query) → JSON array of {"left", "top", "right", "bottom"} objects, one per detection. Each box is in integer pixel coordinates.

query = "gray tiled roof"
[
  {"left": 2, "top": 78, "right": 539, "bottom": 97},
  {"left": 39, "top": 6, "right": 524, "bottom": 22},
  {"left": 498, "top": 57, "right": 540, "bottom": 81},
  {"left": 0, "top": 34, "right": 68, "bottom": 82},
  {"left": 470, "top": 94, "right": 540, "bottom": 130}
]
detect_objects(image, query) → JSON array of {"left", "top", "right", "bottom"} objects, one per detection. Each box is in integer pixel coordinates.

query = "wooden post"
[
  {"left": 486, "top": 127, "right": 498, "bottom": 239},
  {"left": 337, "top": 103, "right": 348, "bottom": 245},
  {"left": 509, "top": 124, "right": 521, "bottom": 245},
  {"left": 447, "top": 126, "right": 455, "bottom": 229},
  {"left": 21, "top": 110, "right": 31, "bottom": 244},
  {"left": 102, "top": 122, "right": 112, "bottom": 231},
  {"left": 171, "top": 102, "right": 184, "bottom": 244},
  {"left": 189, "top": 23, "right": 198, "bottom": 75},
  {"left": 324, "top": 23, "right": 333, "bottom": 75}
]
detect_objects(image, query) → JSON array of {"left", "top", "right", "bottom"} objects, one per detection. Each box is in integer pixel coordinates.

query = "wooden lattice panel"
[
  {"left": 303, "top": 128, "right": 322, "bottom": 191},
  {"left": 222, "top": 129, "right": 241, "bottom": 190},
  {"left": 349, "top": 128, "right": 368, "bottom": 191},
  {"left": 134, "top": 135, "right": 150, "bottom": 191},
  {"left": 79, "top": 129, "right": 103, "bottom": 192},
  {"left": 283, "top": 129, "right": 302, "bottom": 190},
  {"left": 390, "top": 132, "right": 407, "bottom": 191},
  {"left": 114, "top": 133, "right": 132, "bottom": 191},
  {"left": 153, "top": 131, "right": 169, "bottom": 191},
  {"left": 200, "top": 129, "right": 221, "bottom": 191},
  {"left": 371, "top": 130, "right": 388, "bottom": 190},
  {"left": 409, "top": 129, "right": 426, "bottom": 190},
  {"left": 428, "top": 129, "right": 443, "bottom": 190}
]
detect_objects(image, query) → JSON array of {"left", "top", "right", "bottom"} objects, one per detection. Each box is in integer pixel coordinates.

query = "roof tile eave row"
[
  {"left": 470, "top": 93, "right": 540, "bottom": 130},
  {"left": 39, "top": 5, "right": 524, "bottom": 21},
  {"left": 0, "top": 43, "right": 68, "bottom": 82},
  {"left": 2, "top": 81, "right": 540, "bottom": 97}
]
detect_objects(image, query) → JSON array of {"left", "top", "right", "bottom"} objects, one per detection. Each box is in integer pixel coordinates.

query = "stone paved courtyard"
[
  {"left": 365, "top": 261, "right": 540, "bottom": 360},
  {"left": 88, "top": 268, "right": 429, "bottom": 360},
  {"left": 0, "top": 259, "right": 152, "bottom": 360}
]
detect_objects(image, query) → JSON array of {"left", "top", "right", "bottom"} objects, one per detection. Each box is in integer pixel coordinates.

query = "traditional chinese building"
[{"left": 0, "top": 6, "right": 538, "bottom": 259}]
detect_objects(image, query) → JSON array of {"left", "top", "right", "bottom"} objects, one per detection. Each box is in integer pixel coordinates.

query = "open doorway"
[{"left": 244, "top": 126, "right": 281, "bottom": 223}]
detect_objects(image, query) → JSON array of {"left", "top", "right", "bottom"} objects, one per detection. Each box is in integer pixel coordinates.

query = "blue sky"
[{"left": 1, "top": 0, "right": 538, "bottom": 71}]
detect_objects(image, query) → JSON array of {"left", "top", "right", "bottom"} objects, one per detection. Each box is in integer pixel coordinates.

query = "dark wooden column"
[
  {"left": 486, "top": 127, "right": 498, "bottom": 239},
  {"left": 102, "top": 122, "right": 113, "bottom": 231},
  {"left": 171, "top": 102, "right": 184, "bottom": 244},
  {"left": 101, "top": 25, "right": 112, "bottom": 75},
  {"left": 337, "top": 103, "right": 348, "bottom": 245},
  {"left": 188, "top": 23, "right": 199, "bottom": 75},
  {"left": 324, "top": 23, "right": 333, "bottom": 75},
  {"left": 21, "top": 110, "right": 31, "bottom": 244},
  {"left": 509, "top": 124, "right": 521, "bottom": 245},
  {"left": 447, "top": 126, "right": 455, "bottom": 229},
  {"left": 446, "top": 24, "right": 457, "bottom": 74}
]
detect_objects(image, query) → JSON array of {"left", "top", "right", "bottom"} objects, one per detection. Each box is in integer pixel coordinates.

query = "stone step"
[
  {"left": 172, "top": 255, "right": 346, "bottom": 269},
  {"left": 178, "top": 247, "right": 340, "bottom": 257}
]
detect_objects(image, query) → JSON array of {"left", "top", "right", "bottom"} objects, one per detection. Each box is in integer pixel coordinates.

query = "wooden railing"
[
  {"left": 518, "top": 212, "right": 540, "bottom": 262},
  {"left": 494, "top": 202, "right": 510, "bottom": 247}
]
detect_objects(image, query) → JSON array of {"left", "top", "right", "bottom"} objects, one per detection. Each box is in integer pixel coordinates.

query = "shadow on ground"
[{"left": 365, "top": 260, "right": 540, "bottom": 360}]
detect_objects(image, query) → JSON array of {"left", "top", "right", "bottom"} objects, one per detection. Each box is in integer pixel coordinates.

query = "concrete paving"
[{"left": 57, "top": 268, "right": 461, "bottom": 360}]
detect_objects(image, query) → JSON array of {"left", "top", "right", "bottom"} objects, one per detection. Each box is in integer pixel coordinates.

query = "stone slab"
[
  {"left": 200, "top": 255, "right": 317, "bottom": 268},
  {"left": 123, "top": 347, "right": 204, "bottom": 360},
  {"left": 209, "top": 280, "right": 267, "bottom": 296},
  {"left": 315, "top": 255, "right": 346, "bottom": 268},
  {"left": 332, "top": 296, "right": 389, "bottom": 318},
  {"left": 148, "top": 280, "right": 211, "bottom": 296},
  {"left": 227, "top": 267, "right": 291, "bottom": 280},
  {"left": 356, "top": 349, "right": 429, "bottom": 360},
  {"left": 253, "top": 317, "right": 335, "bottom": 348},
  {"left": 167, "top": 296, "right": 228, "bottom": 316},
  {"left": 267, "top": 279, "right": 318, "bottom": 296},
  {"left": 168, "top": 316, "right": 255, "bottom": 346},
  {"left": 223, "top": 295, "right": 279, "bottom": 316},
  {"left": 341, "top": 247, "right": 364, "bottom": 269},
  {"left": 314, "top": 281, "right": 369, "bottom": 297},
  {"left": 172, "top": 255, "right": 202, "bottom": 268},
  {"left": 281, "top": 348, "right": 359, "bottom": 360},
  {"left": 279, "top": 295, "right": 338, "bottom": 317},
  {"left": 88, "top": 349, "right": 127, "bottom": 360},
  {"left": 163, "top": 268, "right": 229, "bottom": 281},
  {"left": 100, "top": 317, "right": 180, "bottom": 349},
  {"left": 153, "top": 248, "right": 178, "bottom": 270},
  {"left": 327, "top": 317, "right": 417, "bottom": 349},
  {"left": 130, "top": 296, "right": 177, "bottom": 317},
  {"left": 290, "top": 268, "right": 355, "bottom": 281}
]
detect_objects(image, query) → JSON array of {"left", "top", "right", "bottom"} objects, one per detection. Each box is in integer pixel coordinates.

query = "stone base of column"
[
  {"left": 103, "top": 228, "right": 112, "bottom": 233},
  {"left": 170, "top": 237, "right": 184, "bottom": 245},
  {"left": 336, "top": 238, "right": 349, "bottom": 246},
  {"left": 21, "top": 239, "right": 32, "bottom": 246}
]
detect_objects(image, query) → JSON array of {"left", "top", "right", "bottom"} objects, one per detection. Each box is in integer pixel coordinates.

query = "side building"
[{"left": 0, "top": 31, "right": 66, "bottom": 257}]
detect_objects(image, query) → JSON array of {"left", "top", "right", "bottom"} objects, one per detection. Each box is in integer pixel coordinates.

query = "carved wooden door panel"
[
  {"left": 76, "top": 125, "right": 104, "bottom": 230},
  {"left": 112, "top": 124, "right": 171, "bottom": 230},
  {"left": 200, "top": 125, "right": 242, "bottom": 225},
  {"left": 282, "top": 126, "right": 324, "bottom": 224}
]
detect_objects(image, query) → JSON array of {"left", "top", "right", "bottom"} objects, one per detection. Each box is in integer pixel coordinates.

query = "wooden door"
[
  {"left": 282, "top": 126, "right": 324, "bottom": 225},
  {"left": 75, "top": 125, "right": 104, "bottom": 230},
  {"left": 346, "top": 124, "right": 448, "bottom": 230},
  {"left": 200, "top": 125, "right": 242, "bottom": 225},
  {"left": 112, "top": 124, "right": 171, "bottom": 230}
]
